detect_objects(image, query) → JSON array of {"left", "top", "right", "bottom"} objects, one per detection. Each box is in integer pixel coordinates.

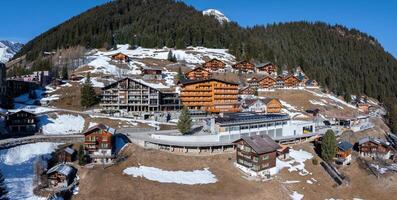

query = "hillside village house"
[
  {"left": 111, "top": 52, "right": 130, "bottom": 62},
  {"left": 84, "top": 124, "right": 116, "bottom": 164},
  {"left": 233, "top": 135, "right": 279, "bottom": 176},
  {"left": 9, "top": 71, "right": 52, "bottom": 87},
  {"left": 283, "top": 75, "right": 301, "bottom": 88},
  {"left": 180, "top": 78, "right": 239, "bottom": 113},
  {"left": 336, "top": 141, "right": 353, "bottom": 165},
  {"left": 258, "top": 76, "right": 277, "bottom": 89},
  {"left": 358, "top": 136, "right": 393, "bottom": 160},
  {"left": 55, "top": 147, "right": 77, "bottom": 163},
  {"left": 202, "top": 58, "right": 226, "bottom": 72},
  {"left": 239, "top": 86, "right": 256, "bottom": 95},
  {"left": 305, "top": 79, "right": 319, "bottom": 87},
  {"left": 209, "top": 112, "right": 316, "bottom": 142},
  {"left": 247, "top": 76, "right": 260, "bottom": 88},
  {"left": 256, "top": 62, "right": 277, "bottom": 75},
  {"left": 241, "top": 98, "right": 283, "bottom": 113},
  {"left": 5, "top": 110, "right": 37, "bottom": 134},
  {"left": 141, "top": 66, "right": 162, "bottom": 80},
  {"left": 185, "top": 67, "right": 211, "bottom": 80},
  {"left": 232, "top": 61, "right": 255, "bottom": 73},
  {"left": 100, "top": 78, "right": 180, "bottom": 117},
  {"left": 46, "top": 164, "right": 76, "bottom": 189}
]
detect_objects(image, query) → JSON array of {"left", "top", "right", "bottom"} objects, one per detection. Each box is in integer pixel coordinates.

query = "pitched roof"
[
  {"left": 179, "top": 78, "right": 238, "bottom": 86},
  {"left": 358, "top": 136, "right": 390, "bottom": 147},
  {"left": 337, "top": 141, "right": 353, "bottom": 151},
  {"left": 83, "top": 124, "right": 116, "bottom": 135},
  {"left": 7, "top": 110, "right": 36, "bottom": 117},
  {"left": 46, "top": 164, "right": 75, "bottom": 176},
  {"left": 234, "top": 135, "right": 280, "bottom": 154}
]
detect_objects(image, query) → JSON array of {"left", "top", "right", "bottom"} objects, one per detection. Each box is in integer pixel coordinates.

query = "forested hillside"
[{"left": 13, "top": 0, "right": 397, "bottom": 131}]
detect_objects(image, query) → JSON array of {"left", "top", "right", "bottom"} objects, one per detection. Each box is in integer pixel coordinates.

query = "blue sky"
[{"left": 0, "top": 0, "right": 396, "bottom": 57}]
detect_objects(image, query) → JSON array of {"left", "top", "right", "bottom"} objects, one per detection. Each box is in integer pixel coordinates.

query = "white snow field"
[
  {"left": 270, "top": 149, "right": 313, "bottom": 176},
  {"left": 123, "top": 166, "right": 218, "bottom": 185},
  {"left": 38, "top": 114, "right": 85, "bottom": 135},
  {"left": 290, "top": 191, "right": 304, "bottom": 200},
  {"left": 0, "top": 142, "right": 61, "bottom": 200}
]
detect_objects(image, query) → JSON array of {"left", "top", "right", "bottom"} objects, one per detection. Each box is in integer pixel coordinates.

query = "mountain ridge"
[{"left": 0, "top": 40, "right": 23, "bottom": 63}]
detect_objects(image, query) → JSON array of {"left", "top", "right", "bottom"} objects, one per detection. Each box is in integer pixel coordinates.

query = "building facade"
[
  {"left": 256, "top": 62, "right": 277, "bottom": 75},
  {"left": 210, "top": 113, "right": 316, "bottom": 142},
  {"left": 233, "top": 135, "right": 279, "bottom": 173},
  {"left": 83, "top": 124, "right": 116, "bottom": 164},
  {"left": 241, "top": 98, "right": 283, "bottom": 113},
  {"left": 180, "top": 79, "right": 239, "bottom": 113},
  {"left": 5, "top": 110, "right": 37, "bottom": 134},
  {"left": 232, "top": 61, "right": 255, "bottom": 73},
  {"left": 100, "top": 78, "right": 180, "bottom": 116},
  {"left": 202, "top": 59, "right": 226, "bottom": 72},
  {"left": 185, "top": 67, "right": 211, "bottom": 80}
]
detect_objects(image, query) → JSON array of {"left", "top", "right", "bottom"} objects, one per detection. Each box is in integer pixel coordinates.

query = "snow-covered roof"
[{"left": 46, "top": 164, "right": 75, "bottom": 176}]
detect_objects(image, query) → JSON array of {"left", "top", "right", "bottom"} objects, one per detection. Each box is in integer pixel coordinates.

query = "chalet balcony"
[
  {"left": 214, "top": 96, "right": 237, "bottom": 100},
  {"left": 180, "top": 97, "right": 212, "bottom": 102},
  {"left": 183, "top": 102, "right": 212, "bottom": 106},
  {"left": 214, "top": 90, "right": 238, "bottom": 95},
  {"left": 214, "top": 86, "right": 237, "bottom": 89},
  {"left": 180, "top": 93, "right": 212, "bottom": 97}
]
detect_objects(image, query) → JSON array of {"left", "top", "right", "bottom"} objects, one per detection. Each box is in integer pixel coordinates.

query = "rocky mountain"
[
  {"left": 0, "top": 40, "right": 23, "bottom": 63},
  {"left": 202, "top": 9, "right": 230, "bottom": 24}
]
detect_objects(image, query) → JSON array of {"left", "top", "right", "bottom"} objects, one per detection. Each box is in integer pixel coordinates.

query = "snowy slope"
[
  {"left": 202, "top": 9, "right": 230, "bottom": 24},
  {"left": 0, "top": 142, "right": 61, "bottom": 200},
  {"left": 0, "top": 40, "right": 23, "bottom": 63}
]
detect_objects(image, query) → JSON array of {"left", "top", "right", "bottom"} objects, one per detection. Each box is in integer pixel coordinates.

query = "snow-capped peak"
[
  {"left": 0, "top": 40, "right": 23, "bottom": 63},
  {"left": 202, "top": 9, "right": 230, "bottom": 24}
]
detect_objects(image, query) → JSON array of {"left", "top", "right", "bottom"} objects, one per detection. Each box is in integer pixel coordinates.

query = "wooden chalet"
[
  {"left": 55, "top": 147, "right": 77, "bottom": 163},
  {"left": 232, "top": 61, "right": 255, "bottom": 73},
  {"left": 111, "top": 52, "right": 130, "bottom": 62},
  {"left": 336, "top": 141, "right": 353, "bottom": 165},
  {"left": 258, "top": 76, "right": 276, "bottom": 89},
  {"left": 46, "top": 164, "right": 76, "bottom": 189},
  {"left": 256, "top": 62, "right": 277, "bottom": 75},
  {"left": 233, "top": 135, "right": 280, "bottom": 173},
  {"left": 275, "top": 76, "right": 285, "bottom": 88},
  {"left": 83, "top": 124, "right": 116, "bottom": 164},
  {"left": 277, "top": 144, "right": 290, "bottom": 160},
  {"left": 185, "top": 67, "right": 211, "bottom": 80},
  {"left": 202, "top": 58, "right": 226, "bottom": 72},
  {"left": 239, "top": 86, "right": 256, "bottom": 95},
  {"left": 180, "top": 78, "right": 239, "bottom": 113},
  {"left": 283, "top": 75, "right": 301, "bottom": 87},
  {"left": 142, "top": 66, "right": 162, "bottom": 80},
  {"left": 247, "top": 76, "right": 260, "bottom": 88},
  {"left": 358, "top": 137, "right": 393, "bottom": 160},
  {"left": 241, "top": 98, "right": 283, "bottom": 113},
  {"left": 5, "top": 110, "right": 37, "bottom": 134}
]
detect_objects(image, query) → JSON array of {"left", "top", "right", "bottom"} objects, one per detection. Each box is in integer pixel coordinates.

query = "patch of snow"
[
  {"left": 79, "top": 77, "right": 105, "bottom": 88},
  {"left": 123, "top": 166, "right": 217, "bottom": 185},
  {"left": 283, "top": 180, "right": 301, "bottom": 184},
  {"left": 306, "top": 180, "right": 313, "bottom": 184},
  {"left": 269, "top": 149, "right": 313, "bottom": 176},
  {"left": 0, "top": 142, "right": 60, "bottom": 200},
  {"left": 38, "top": 114, "right": 85, "bottom": 135},
  {"left": 309, "top": 100, "right": 326, "bottom": 106},
  {"left": 290, "top": 191, "right": 304, "bottom": 200}
]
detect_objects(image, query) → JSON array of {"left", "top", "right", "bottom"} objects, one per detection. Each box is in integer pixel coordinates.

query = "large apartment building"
[
  {"left": 100, "top": 78, "right": 180, "bottom": 116},
  {"left": 180, "top": 78, "right": 239, "bottom": 113}
]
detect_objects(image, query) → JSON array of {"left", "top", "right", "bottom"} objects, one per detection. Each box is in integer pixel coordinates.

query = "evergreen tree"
[
  {"left": 80, "top": 73, "right": 98, "bottom": 108},
  {"left": 176, "top": 66, "right": 184, "bottom": 81},
  {"left": 254, "top": 88, "right": 259, "bottom": 96},
  {"left": 78, "top": 145, "right": 85, "bottom": 165},
  {"left": 61, "top": 66, "right": 69, "bottom": 80},
  {"left": 321, "top": 130, "right": 337, "bottom": 162},
  {"left": 167, "top": 50, "right": 173, "bottom": 62},
  {"left": 344, "top": 92, "right": 351, "bottom": 103},
  {"left": 0, "top": 170, "right": 8, "bottom": 200},
  {"left": 177, "top": 107, "right": 192, "bottom": 135}
]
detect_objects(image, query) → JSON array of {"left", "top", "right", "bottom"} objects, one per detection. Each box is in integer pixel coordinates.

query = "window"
[
  {"left": 262, "top": 163, "right": 269, "bottom": 168},
  {"left": 263, "top": 155, "right": 269, "bottom": 160},
  {"left": 253, "top": 156, "right": 259, "bottom": 162}
]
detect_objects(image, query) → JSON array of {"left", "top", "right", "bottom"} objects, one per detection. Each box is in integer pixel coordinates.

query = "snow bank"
[
  {"left": 39, "top": 114, "right": 85, "bottom": 135},
  {"left": 309, "top": 100, "right": 326, "bottom": 106},
  {"left": 0, "top": 142, "right": 60, "bottom": 165},
  {"left": 0, "top": 142, "right": 60, "bottom": 200},
  {"left": 269, "top": 149, "right": 313, "bottom": 176},
  {"left": 290, "top": 191, "right": 304, "bottom": 200},
  {"left": 123, "top": 166, "right": 217, "bottom": 185}
]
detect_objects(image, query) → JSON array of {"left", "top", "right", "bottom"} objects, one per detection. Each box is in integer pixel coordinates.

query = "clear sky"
[{"left": 0, "top": 0, "right": 396, "bottom": 57}]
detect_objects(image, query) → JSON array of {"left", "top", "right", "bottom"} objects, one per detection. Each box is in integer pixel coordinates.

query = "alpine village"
[{"left": 0, "top": 0, "right": 397, "bottom": 200}]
